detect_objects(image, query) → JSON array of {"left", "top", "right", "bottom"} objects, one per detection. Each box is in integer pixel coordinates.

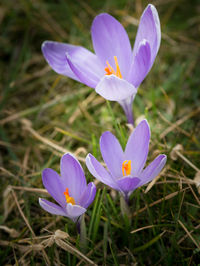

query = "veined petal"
[
  {"left": 125, "top": 120, "right": 150, "bottom": 176},
  {"left": 133, "top": 4, "right": 161, "bottom": 67},
  {"left": 66, "top": 203, "right": 86, "bottom": 218},
  {"left": 117, "top": 177, "right": 140, "bottom": 193},
  {"left": 60, "top": 153, "right": 87, "bottom": 203},
  {"left": 79, "top": 182, "right": 96, "bottom": 209},
  {"left": 91, "top": 13, "right": 132, "bottom": 79},
  {"left": 42, "top": 168, "right": 65, "bottom": 207},
  {"left": 86, "top": 154, "right": 120, "bottom": 190},
  {"left": 42, "top": 41, "right": 79, "bottom": 80},
  {"left": 128, "top": 40, "right": 151, "bottom": 88},
  {"left": 139, "top": 154, "right": 167, "bottom": 186},
  {"left": 42, "top": 41, "right": 103, "bottom": 86},
  {"left": 96, "top": 75, "right": 137, "bottom": 101},
  {"left": 100, "top": 131, "right": 124, "bottom": 178},
  {"left": 66, "top": 51, "right": 103, "bottom": 88},
  {"left": 39, "top": 198, "right": 67, "bottom": 216}
]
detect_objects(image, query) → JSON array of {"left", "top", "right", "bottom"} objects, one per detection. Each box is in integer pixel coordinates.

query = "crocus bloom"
[
  {"left": 86, "top": 120, "right": 166, "bottom": 201},
  {"left": 42, "top": 4, "right": 161, "bottom": 124},
  {"left": 39, "top": 153, "right": 96, "bottom": 222}
]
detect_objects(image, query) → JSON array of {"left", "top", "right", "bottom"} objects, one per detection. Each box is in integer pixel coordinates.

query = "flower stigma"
[
  {"left": 64, "top": 188, "right": 75, "bottom": 205},
  {"left": 122, "top": 160, "right": 131, "bottom": 176},
  {"left": 105, "top": 56, "right": 122, "bottom": 78}
]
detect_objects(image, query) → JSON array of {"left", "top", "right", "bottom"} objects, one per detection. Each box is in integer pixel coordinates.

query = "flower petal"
[
  {"left": 91, "top": 13, "right": 132, "bottom": 79},
  {"left": 39, "top": 198, "right": 67, "bottom": 216},
  {"left": 125, "top": 120, "right": 150, "bottom": 176},
  {"left": 95, "top": 75, "right": 137, "bottom": 101},
  {"left": 100, "top": 131, "right": 124, "bottom": 178},
  {"left": 128, "top": 40, "right": 151, "bottom": 88},
  {"left": 42, "top": 41, "right": 103, "bottom": 86},
  {"left": 117, "top": 177, "right": 140, "bottom": 193},
  {"left": 133, "top": 4, "right": 161, "bottom": 68},
  {"left": 86, "top": 154, "right": 120, "bottom": 190},
  {"left": 79, "top": 182, "right": 96, "bottom": 209},
  {"left": 42, "top": 41, "right": 79, "bottom": 80},
  {"left": 42, "top": 168, "right": 65, "bottom": 207},
  {"left": 66, "top": 203, "right": 86, "bottom": 218},
  {"left": 60, "top": 153, "right": 87, "bottom": 203},
  {"left": 139, "top": 154, "right": 167, "bottom": 186},
  {"left": 66, "top": 51, "right": 104, "bottom": 88}
]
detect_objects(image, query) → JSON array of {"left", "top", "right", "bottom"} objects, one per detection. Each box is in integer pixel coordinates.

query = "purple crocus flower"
[
  {"left": 86, "top": 120, "right": 166, "bottom": 201},
  {"left": 39, "top": 153, "right": 96, "bottom": 222},
  {"left": 42, "top": 4, "right": 161, "bottom": 124}
]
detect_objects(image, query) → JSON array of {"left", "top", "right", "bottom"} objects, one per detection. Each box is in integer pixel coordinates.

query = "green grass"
[{"left": 0, "top": 0, "right": 200, "bottom": 265}]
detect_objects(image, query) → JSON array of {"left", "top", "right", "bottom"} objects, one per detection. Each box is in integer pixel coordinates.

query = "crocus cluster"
[
  {"left": 42, "top": 4, "right": 161, "bottom": 124},
  {"left": 39, "top": 4, "right": 167, "bottom": 225},
  {"left": 40, "top": 120, "right": 166, "bottom": 221}
]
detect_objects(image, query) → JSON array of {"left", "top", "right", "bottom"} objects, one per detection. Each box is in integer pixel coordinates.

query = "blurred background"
[{"left": 0, "top": 0, "right": 200, "bottom": 264}]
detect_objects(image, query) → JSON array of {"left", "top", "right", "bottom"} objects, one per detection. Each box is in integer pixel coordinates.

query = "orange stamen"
[
  {"left": 105, "top": 66, "right": 112, "bottom": 75},
  {"left": 63, "top": 188, "right": 75, "bottom": 205},
  {"left": 122, "top": 160, "right": 131, "bottom": 176},
  {"left": 104, "top": 56, "right": 122, "bottom": 78},
  {"left": 114, "top": 56, "right": 122, "bottom": 78}
]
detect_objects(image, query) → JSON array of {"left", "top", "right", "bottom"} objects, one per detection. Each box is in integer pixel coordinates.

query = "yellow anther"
[
  {"left": 64, "top": 188, "right": 75, "bottom": 205},
  {"left": 104, "top": 56, "right": 122, "bottom": 78},
  {"left": 122, "top": 160, "right": 131, "bottom": 176},
  {"left": 114, "top": 56, "right": 122, "bottom": 78}
]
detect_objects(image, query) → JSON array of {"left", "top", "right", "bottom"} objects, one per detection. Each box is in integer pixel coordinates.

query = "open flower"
[
  {"left": 86, "top": 120, "right": 166, "bottom": 201},
  {"left": 39, "top": 153, "right": 96, "bottom": 222},
  {"left": 42, "top": 4, "right": 161, "bottom": 124}
]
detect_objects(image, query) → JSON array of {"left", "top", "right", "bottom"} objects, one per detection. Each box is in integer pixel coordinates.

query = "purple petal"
[
  {"left": 95, "top": 75, "right": 137, "bottom": 101},
  {"left": 117, "top": 177, "right": 140, "bottom": 193},
  {"left": 39, "top": 198, "right": 67, "bottom": 216},
  {"left": 86, "top": 154, "right": 120, "bottom": 190},
  {"left": 125, "top": 120, "right": 150, "bottom": 176},
  {"left": 42, "top": 41, "right": 103, "bottom": 86},
  {"left": 60, "top": 153, "right": 87, "bottom": 203},
  {"left": 100, "top": 131, "right": 124, "bottom": 178},
  {"left": 128, "top": 40, "right": 151, "bottom": 88},
  {"left": 139, "top": 154, "right": 167, "bottom": 186},
  {"left": 66, "top": 51, "right": 103, "bottom": 88},
  {"left": 79, "top": 182, "right": 96, "bottom": 209},
  {"left": 42, "top": 41, "right": 79, "bottom": 80},
  {"left": 66, "top": 203, "right": 86, "bottom": 218},
  {"left": 42, "top": 168, "right": 65, "bottom": 207},
  {"left": 133, "top": 4, "right": 161, "bottom": 68},
  {"left": 91, "top": 13, "right": 132, "bottom": 79}
]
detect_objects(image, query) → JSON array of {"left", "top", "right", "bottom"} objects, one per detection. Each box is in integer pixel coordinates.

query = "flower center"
[
  {"left": 63, "top": 188, "right": 75, "bottom": 205},
  {"left": 104, "top": 56, "right": 122, "bottom": 79},
  {"left": 122, "top": 160, "right": 131, "bottom": 176}
]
